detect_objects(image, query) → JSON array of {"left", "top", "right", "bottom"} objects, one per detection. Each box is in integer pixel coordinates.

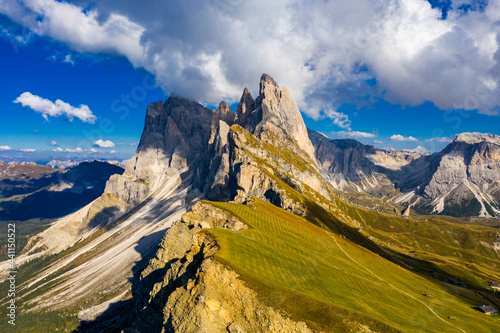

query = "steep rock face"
[
  {"left": 124, "top": 96, "right": 213, "bottom": 194},
  {"left": 205, "top": 123, "right": 331, "bottom": 212},
  {"left": 125, "top": 202, "right": 314, "bottom": 333},
  {"left": 205, "top": 75, "right": 331, "bottom": 209},
  {"left": 309, "top": 129, "right": 500, "bottom": 218},
  {"left": 235, "top": 87, "right": 255, "bottom": 126},
  {"left": 308, "top": 129, "right": 399, "bottom": 196},
  {"left": 208, "top": 101, "right": 235, "bottom": 147},
  {"left": 96, "top": 96, "right": 213, "bottom": 222},
  {"left": 401, "top": 133, "right": 500, "bottom": 217},
  {"left": 237, "top": 74, "right": 317, "bottom": 166}
]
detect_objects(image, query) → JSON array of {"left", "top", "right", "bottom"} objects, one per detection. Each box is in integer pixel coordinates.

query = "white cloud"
[
  {"left": 65, "top": 148, "right": 83, "bottom": 153},
  {"left": 3, "top": 0, "right": 500, "bottom": 115},
  {"left": 94, "top": 139, "right": 115, "bottom": 148},
  {"left": 426, "top": 137, "right": 453, "bottom": 143},
  {"left": 110, "top": 150, "right": 117, "bottom": 154},
  {"left": 90, "top": 148, "right": 104, "bottom": 153},
  {"left": 389, "top": 134, "right": 419, "bottom": 142},
  {"left": 129, "top": 142, "right": 138, "bottom": 147},
  {"left": 332, "top": 131, "right": 376, "bottom": 139},
  {"left": 0, "top": 145, "right": 12, "bottom": 151},
  {"left": 14, "top": 92, "right": 96, "bottom": 123},
  {"left": 53, "top": 147, "right": 63, "bottom": 152},
  {"left": 374, "top": 140, "right": 384, "bottom": 144},
  {"left": 50, "top": 140, "right": 59, "bottom": 146},
  {"left": 322, "top": 108, "right": 352, "bottom": 130},
  {"left": 64, "top": 54, "right": 74, "bottom": 65},
  {"left": 20, "top": 148, "right": 36, "bottom": 152}
]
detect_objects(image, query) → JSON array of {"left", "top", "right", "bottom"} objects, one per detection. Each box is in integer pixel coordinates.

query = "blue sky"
[
  {"left": 1, "top": 0, "right": 500, "bottom": 163},
  {"left": 0, "top": 36, "right": 164, "bottom": 163}
]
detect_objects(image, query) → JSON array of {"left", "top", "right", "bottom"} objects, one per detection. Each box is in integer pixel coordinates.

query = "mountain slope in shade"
[{"left": 0, "top": 161, "right": 124, "bottom": 220}]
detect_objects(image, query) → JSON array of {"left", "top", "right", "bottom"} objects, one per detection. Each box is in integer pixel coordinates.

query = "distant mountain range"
[
  {"left": 47, "top": 158, "right": 129, "bottom": 169},
  {"left": 0, "top": 160, "right": 124, "bottom": 220},
  {"left": 309, "top": 131, "right": 500, "bottom": 218}
]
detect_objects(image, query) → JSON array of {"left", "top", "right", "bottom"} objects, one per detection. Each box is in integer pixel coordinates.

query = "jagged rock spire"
[
  {"left": 209, "top": 101, "right": 235, "bottom": 146},
  {"left": 235, "top": 87, "right": 256, "bottom": 126},
  {"left": 252, "top": 73, "right": 318, "bottom": 165},
  {"left": 213, "top": 100, "right": 235, "bottom": 126}
]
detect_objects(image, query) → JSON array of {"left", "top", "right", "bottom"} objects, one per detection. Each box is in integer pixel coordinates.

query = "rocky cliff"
[
  {"left": 394, "top": 133, "right": 500, "bottom": 217},
  {"left": 204, "top": 74, "right": 331, "bottom": 207},
  {"left": 309, "top": 129, "right": 500, "bottom": 218},
  {"left": 125, "top": 202, "right": 315, "bottom": 333}
]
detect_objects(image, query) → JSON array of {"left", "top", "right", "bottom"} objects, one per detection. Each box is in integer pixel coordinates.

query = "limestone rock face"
[
  {"left": 308, "top": 129, "right": 399, "bottom": 195},
  {"left": 309, "top": 129, "right": 500, "bottom": 218},
  {"left": 204, "top": 74, "right": 330, "bottom": 209},
  {"left": 208, "top": 101, "right": 235, "bottom": 147},
  {"left": 83, "top": 96, "right": 213, "bottom": 230},
  {"left": 125, "top": 202, "right": 314, "bottom": 333},
  {"left": 125, "top": 96, "right": 213, "bottom": 192},
  {"left": 235, "top": 87, "right": 255, "bottom": 127},
  {"left": 104, "top": 174, "right": 149, "bottom": 206},
  {"left": 249, "top": 74, "right": 318, "bottom": 165},
  {"left": 102, "top": 96, "right": 212, "bottom": 207},
  {"left": 205, "top": 124, "right": 332, "bottom": 214},
  {"left": 406, "top": 134, "right": 500, "bottom": 217}
]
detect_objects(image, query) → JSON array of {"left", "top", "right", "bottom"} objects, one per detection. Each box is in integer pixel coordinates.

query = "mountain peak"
[
  {"left": 235, "top": 88, "right": 255, "bottom": 125},
  {"left": 454, "top": 132, "right": 500, "bottom": 145},
  {"left": 252, "top": 74, "right": 317, "bottom": 164},
  {"left": 402, "top": 146, "right": 429, "bottom": 155},
  {"left": 214, "top": 101, "right": 235, "bottom": 126},
  {"left": 259, "top": 73, "right": 280, "bottom": 98}
]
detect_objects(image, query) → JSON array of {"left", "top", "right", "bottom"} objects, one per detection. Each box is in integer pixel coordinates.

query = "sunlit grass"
[{"left": 206, "top": 199, "right": 500, "bottom": 332}]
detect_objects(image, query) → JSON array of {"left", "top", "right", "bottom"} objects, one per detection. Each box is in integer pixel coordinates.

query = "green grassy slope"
[{"left": 206, "top": 199, "right": 500, "bottom": 333}]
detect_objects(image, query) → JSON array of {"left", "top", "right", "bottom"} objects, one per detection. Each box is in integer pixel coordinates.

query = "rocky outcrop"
[
  {"left": 401, "top": 206, "right": 411, "bottom": 217},
  {"left": 308, "top": 129, "right": 400, "bottom": 196},
  {"left": 245, "top": 74, "right": 318, "bottom": 165},
  {"left": 309, "top": 129, "right": 500, "bottom": 218},
  {"left": 123, "top": 96, "right": 213, "bottom": 193},
  {"left": 90, "top": 96, "right": 213, "bottom": 225},
  {"left": 235, "top": 87, "right": 255, "bottom": 126},
  {"left": 125, "top": 202, "right": 314, "bottom": 333},
  {"left": 399, "top": 133, "right": 500, "bottom": 217},
  {"left": 103, "top": 174, "right": 149, "bottom": 206},
  {"left": 208, "top": 101, "right": 235, "bottom": 147}
]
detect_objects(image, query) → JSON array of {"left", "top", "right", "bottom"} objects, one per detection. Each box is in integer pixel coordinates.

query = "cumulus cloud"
[
  {"left": 426, "top": 136, "right": 453, "bottom": 143},
  {"left": 0, "top": 145, "right": 12, "bottom": 151},
  {"left": 332, "top": 131, "right": 376, "bottom": 139},
  {"left": 50, "top": 140, "right": 59, "bottom": 146},
  {"left": 3, "top": 0, "right": 500, "bottom": 115},
  {"left": 374, "top": 140, "right": 384, "bottom": 144},
  {"left": 20, "top": 148, "right": 36, "bottom": 152},
  {"left": 110, "top": 150, "right": 117, "bottom": 154},
  {"left": 14, "top": 92, "right": 96, "bottom": 123},
  {"left": 65, "top": 148, "right": 83, "bottom": 153},
  {"left": 389, "top": 134, "right": 419, "bottom": 142},
  {"left": 93, "top": 139, "right": 115, "bottom": 148},
  {"left": 53, "top": 147, "right": 63, "bottom": 152},
  {"left": 90, "top": 148, "right": 104, "bottom": 153}
]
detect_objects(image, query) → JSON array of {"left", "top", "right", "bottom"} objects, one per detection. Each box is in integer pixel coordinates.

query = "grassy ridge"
[{"left": 206, "top": 199, "right": 500, "bottom": 332}]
